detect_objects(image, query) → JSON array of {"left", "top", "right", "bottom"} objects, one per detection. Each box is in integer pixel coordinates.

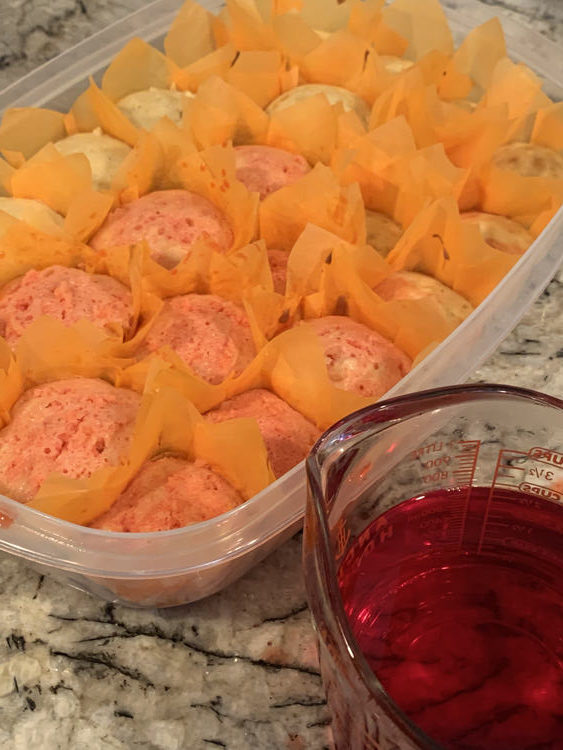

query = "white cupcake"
[
  {"left": 0, "top": 197, "right": 64, "bottom": 234},
  {"left": 54, "top": 130, "right": 131, "bottom": 191},
  {"left": 374, "top": 271, "right": 474, "bottom": 328},
  {"left": 462, "top": 211, "right": 534, "bottom": 255},
  {"left": 117, "top": 87, "right": 195, "bottom": 131},
  {"left": 266, "top": 84, "right": 371, "bottom": 126}
]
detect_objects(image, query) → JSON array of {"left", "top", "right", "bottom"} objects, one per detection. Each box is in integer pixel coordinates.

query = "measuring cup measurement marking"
[
  {"left": 334, "top": 519, "right": 351, "bottom": 560},
  {"left": 477, "top": 446, "right": 563, "bottom": 552},
  {"left": 409, "top": 440, "right": 480, "bottom": 487},
  {"left": 492, "top": 449, "right": 562, "bottom": 496},
  {"left": 334, "top": 438, "right": 563, "bottom": 566}
]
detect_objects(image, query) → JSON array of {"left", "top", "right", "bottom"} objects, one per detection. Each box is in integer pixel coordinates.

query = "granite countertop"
[{"left": 0, "top": 2, "right": 562, "bottom": 749}]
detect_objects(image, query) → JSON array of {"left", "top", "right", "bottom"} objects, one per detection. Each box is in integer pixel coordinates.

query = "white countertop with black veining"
[{"left": 0, "top": 2, "right": 562, "bottom": 749}]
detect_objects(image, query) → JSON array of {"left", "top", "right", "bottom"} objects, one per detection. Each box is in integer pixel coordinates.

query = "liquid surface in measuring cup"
[{"left": 338, "top": 487, "right": 563, "bottom": 750}]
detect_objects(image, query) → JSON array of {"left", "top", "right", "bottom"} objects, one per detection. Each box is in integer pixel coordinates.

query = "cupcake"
[
  {"left": 90, "top": 456, "right": 241, "bottom": 532},
  {"left": 306, "top": 315, "right": 411, "bottom": 398},
  {"left": 491, "top": 142, "right": 563, "bottom": 180},
  {"left": 117, "top": 87, "right": 195, "bottom": 131},
  {"left": 365, "top": 210, "right": 403, "bottom": 256},
  {"left": 266, "top": 84, "right": 371, "bottom": 126},
  {"left": 234, "top": 145, "right": 310, "bottom": 199},
  {"left": 205, "top": 389, "right": 320, "bottom": 477},
  {"left": 0, "top": 197, "right": 64, "bottom": 233},
  {"left": 374, "top": 271, "right": 474, "bottom": 327},
  {"left": 54, "top": 130, "right": 131, "bottom": 190},
  {"left": 137, "top": 294, "right": 256, "bottom": 384},
  {"left": 0, "top": 378, "right": 140, "bottom": 502},
  {"left": 90, "top": 189, "right": 233, "bottom": 268},
  {"left": 0, "top": 265, "right": 134, "bottom": 347},
  {"left": 461, "top": 212, "right": 534, "bottom": 255}
]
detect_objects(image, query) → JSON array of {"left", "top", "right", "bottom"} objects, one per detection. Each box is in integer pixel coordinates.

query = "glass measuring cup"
[{"left": 304, "top": 384, "right": 563, "bottom": 750}]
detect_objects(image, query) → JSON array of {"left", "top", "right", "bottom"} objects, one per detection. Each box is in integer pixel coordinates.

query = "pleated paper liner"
[
  {"left": 532, "top": 102, "right": 563, "bottom": 153},
  {"left": 0, "top": 331, "right": 273, "bottom": 526},
  {"left": 0, "top": 226, "right": 283, "bottom": 371},
  {"left": 259, "top": 163, "right": 366, "bottom": 251},
  {"left": 164, "top": 0, "right": 216, "bottom": 68},
  {"left": 0, "top": 108, "right": 67, "bottom": 163},
  {"left": 298, "top": 247, "right": 455, "bottom": 360},
  {"left": 224, "top": 50, "right": 287, "bottom": 108},
  {"left": 181, "top": 77, "right": 269, "bottom": 149},
  {"left": 386, "top": 197, "right": 521, "bottom": 307},
  {"left": 344, "top": 0, "right": 408, "bottom": 57},
  {"left": 367, "top": 68, "right": 483, "bottom": 149},
  {"left": 480, "top": 166, "right": 563, "bottom": 224},
  {"left": 284, "top": 223, "right": 390, "bottom": 301},
  {"left": 481, "top": 58, "right": 552, "bottom": 143},
  {"left": 169, "top": 2, "right": 299, "bottom": 101},
  {"left": 0, "top": 340, "right": 23, "bottom": 426},
  {"left": 9, "top": 145, "right": 93, "bottom": 216},
  {"left": 108, "top": 131, "right": 165, "bottom": 205},
  {"left": 266, "top": 94, "right": 365, "bottom": 165},
  {"left": 331, "top": 115, "right": 414, "bottom": 218},
  {"left": 332, "top": 116, "right": 469, "bottom": 226},
  {"left": 173, "top": 43, "right": 240, "bottom": 93},
  {"left": 138, "top": 238, "right": 274, "bottom": 299},
  {"left": 101, "top": 37, "right": 180, "bottom": 103}
]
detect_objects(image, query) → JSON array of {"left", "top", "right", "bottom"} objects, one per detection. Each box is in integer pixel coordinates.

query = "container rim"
[{"left": 0, "top": 459, "right": 307, "bottom": 576}]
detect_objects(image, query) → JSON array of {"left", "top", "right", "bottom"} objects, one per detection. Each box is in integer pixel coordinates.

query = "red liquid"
[{"left": 338, "top": 487, "right": 563, "bottom": 750}]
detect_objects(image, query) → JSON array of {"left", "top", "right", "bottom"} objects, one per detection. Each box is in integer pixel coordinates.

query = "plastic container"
[{"left": 0, "top": 0, "right": 561, "bottom": 608}]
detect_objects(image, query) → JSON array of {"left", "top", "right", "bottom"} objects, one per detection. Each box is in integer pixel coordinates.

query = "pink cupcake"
[
  {"left": 205, "top": 388, "right": 320, "bottom": 477},
  {"left": 90, "top": 189, "right": 233, "bottom": 268},
  {"left": 90, "top": 456, "right": 241, "bottom": 532},
  {"left": 306, "top": 316, "right": 411, "bottom": 398},
  {"left": 0, "top": 265, "right": 133, "bottom": 347},
  {"left": 234, "top": 145, "right": 310, "bottom": 200},
  {"left": 137, "top": 294, "right": 256, "bottom": 384},
  {"left": 0, "top": 378, "right": 140, "bottom": 502}
]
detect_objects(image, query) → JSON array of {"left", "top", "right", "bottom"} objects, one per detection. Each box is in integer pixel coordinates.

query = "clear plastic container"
[{"left": 0, "top": 0, "right": 561, "bottom": 607}]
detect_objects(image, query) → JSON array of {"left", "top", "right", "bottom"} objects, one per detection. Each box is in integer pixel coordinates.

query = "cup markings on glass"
[
  {"left": 490, "top": 447, "right": 563, "bottom": 497},
  {"left": 334, "top": 518, "right": 351, "bottom": 560},
  {"left": 408, "top": 439, "right": 480, "bottom": 487}
]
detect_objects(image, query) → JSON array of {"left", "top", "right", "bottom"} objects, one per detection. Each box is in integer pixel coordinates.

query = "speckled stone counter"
[{"left": 0, "top": 2, "right": 562, "bottom": 749}]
